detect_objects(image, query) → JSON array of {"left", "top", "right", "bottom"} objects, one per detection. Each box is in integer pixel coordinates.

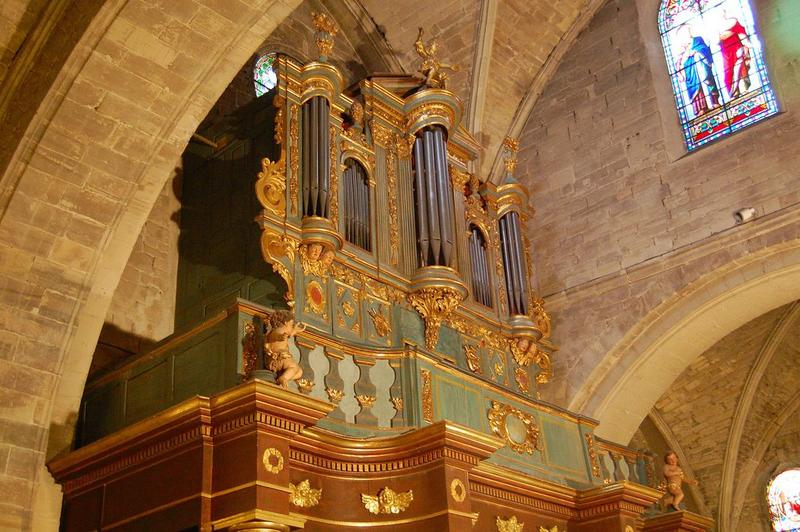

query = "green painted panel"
[
  {"left": 80, "top": 381, "right": 125, "bottom": 445},
  {"left": 397, "top": 307, "right": 424, "bottom": 346},
  {"left": 125, "top": 359, "right": 172, "bottom": 425},
  {"left": 173, "top": 329, "right": 226, "bottom": 402},
  {"left": 434, "top": 374, "right": 483, "bottom": 429},
  {"left": 542, "top": 417, "right": 586, "bottom": 475},
  {"left": 435, "top": 325, "right": 460, "bottom": 359}
]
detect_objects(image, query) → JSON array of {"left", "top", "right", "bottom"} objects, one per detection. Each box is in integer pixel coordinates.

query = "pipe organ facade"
[{"left": 50, "top": 15, "right": 683, "bottom": 532}]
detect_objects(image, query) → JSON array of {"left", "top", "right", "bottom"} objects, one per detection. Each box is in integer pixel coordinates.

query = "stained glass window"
[
  {"left": 254, "top": 53, "right": 277, "bottom": 97},
  {"left": 768, "top": 469, "right": 800, "bottom": 531},
  {"left": 658, "top": 0, "right": 779, "bottom": 150}
]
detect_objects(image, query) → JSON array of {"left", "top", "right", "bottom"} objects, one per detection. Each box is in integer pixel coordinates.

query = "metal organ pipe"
[
  {"left": 412, "top": 125, "right": 454, "bottom": 268},
  {"left": 343, "top": 159, "right": 370, "bottom": 251},
  {"left": 499, "top": 212, "right": 528, "bottom": 316},
  {"left": 301, "top": 96, "right": 330, "bottom": 218},
  {"left": 469, "top": 226, "right": 491, "bottom": 308}
]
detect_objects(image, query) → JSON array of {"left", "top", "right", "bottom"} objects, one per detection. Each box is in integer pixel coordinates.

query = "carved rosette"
[{"left": 408, "top": 286, "right": 464, "bottom": 350}]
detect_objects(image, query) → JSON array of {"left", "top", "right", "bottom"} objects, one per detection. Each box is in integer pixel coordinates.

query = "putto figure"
[
  {"left": 264, "top": 310, "right": 306, "bottom": 388},
  {"left": 413, "top": 27, "right": 459, "bottom": 89},
  {"left": 663, "top": 450, "right": 698, "bottom": 511}
]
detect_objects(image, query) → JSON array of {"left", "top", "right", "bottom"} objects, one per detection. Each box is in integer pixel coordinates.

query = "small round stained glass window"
[
  {"left": 254, "top": 53, "right": 277, "bottom": 97},
  {"left": 768, "top": 469, "right": 800, "bottom": 531}
]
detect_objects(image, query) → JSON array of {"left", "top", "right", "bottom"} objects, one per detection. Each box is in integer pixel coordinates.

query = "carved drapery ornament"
[
  {"left": 362, "top": 487, "right": 413, "bottom": 515},
  {"left": 290, "top": 479, "right": 322, "bottom": 508},
  {"left": 496, "top": 515, "right": 524, "bottom": 532},
  {"left": 408, "top": 286, "right": 463, "bottom": 350}
]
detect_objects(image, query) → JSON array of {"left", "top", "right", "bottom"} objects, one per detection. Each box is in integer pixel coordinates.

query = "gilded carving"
[
  {"left": 449, "top": 164, "right": 471, "bottom": 193},
  {"left": 534, "top": 351, "right": 552, "bottom": 385},
  {"left": 299, "top": 243, "right": 335, "bottom": 278},
  {"left": 371, "top": 121, "right": 393, "bottom": 148},
  {"left": 487, "top": 400, "right": 542, "bottom": 455},
  {"left": 584, "top": 433, "right": 601, "bottom": 478},
  {"left": 341, "top": 300, "right": 355, "bottom": 317},
  {"left": 463, "top": 344, "right": 482, "bottom": 374},
  {"left": 446, "top": 315, "right": 507, "bottom": 351},
  {"left": 530, "top": 298, "right": 552, "bottom": 340},
  {"left": 540, "top": 527, "right": 558, "bottom": 532},
  {"left": 496, "top": 515, "right": 524, "bottom": 532},
  {"left": 408, "top": 287, "right": 463, "bottom": 350},
  {"left": 421, "top": 369, "right": 433, "bottom": 423},
  {"left": 290, "top": 479, "right": 322, "bottom": 508},
  {"left": 406, "top": 103, "right": 455, "bottom": 131},
  {"left": 368, "top": 305, "right": 391, "bottom": 337},
  {"left": 450, "top": 478, "right": 466, "bottom": 503},
  {"left": 386, "top": 137, "right": 400, "bottom": 265},
  {"left": 355, "top": 394, "right": 376, "bottom": 408},
  {"left": 311, "top": 12, "right": 338, "bottom": 58},
  {"left": 362, "top": 487, "right": 413, "bottom": 515},
  {"left": 305, "top": 280, "right": 327, "bottom": 319},
  {"left": 329, "top": 125, "right": 339, "bottom": 227},
  {"left": 262, "top": 448, "right": 284, "bottom": 474},
  {"left": 502, "top": 137, "right": 519, "bottom": 174},
  {"left": 289, "top": 104, "right": 299, "bottom": 214},
  {"left": 273, "top": 94, "right": 285, "bottom": 145},
  {"left": 390, "top": 397, "right": 403, "bottom": 412},
  {"left": 259, "top": 228, "right": 297, "bottom": 307},
  {"left": 514, "top": 367, "right": 530, "bottom": 395},
  {"left": 413, "top": 27, "right": 459, "bottom": 89},
  {"left": 510, "top": 337, "right": 539, "bottom": 367},
  {"left": 491, "top": 224, "right": 509, "bottom": 315},
  {"left": 326, "top": 387, "right": 344, "bottom": 403},
  {"left": 297, "top": 378, "right": 315, "bottom": 394},
  {"left": 255, "top": 156, "right": 286, "bottom": 217},
  {"left": 242, "top": 322, "right": 257, "bottom": 379},
  {"left": 492, "top": 360, "right": 505, "bottom": 382}
]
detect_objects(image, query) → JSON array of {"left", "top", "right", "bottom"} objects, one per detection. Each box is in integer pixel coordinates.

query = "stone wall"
[{"left": 518, "top": 0, "right": 800, "bottom": 406}]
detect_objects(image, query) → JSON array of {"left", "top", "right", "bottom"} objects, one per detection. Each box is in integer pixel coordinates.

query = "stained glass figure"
[
  {"left": 767, "top": 469, "right": 800, "bottom": 531},
  {"left": 659, "top": 0, "right": 778, "bottom": 150},
  {"left": 254, "top": 53, "right": 277, "bottom": 97}
]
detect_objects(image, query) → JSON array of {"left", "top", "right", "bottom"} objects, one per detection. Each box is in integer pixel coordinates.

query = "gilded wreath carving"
[{"left": 487, "top": 400, "right": 543, "bottom": 455}]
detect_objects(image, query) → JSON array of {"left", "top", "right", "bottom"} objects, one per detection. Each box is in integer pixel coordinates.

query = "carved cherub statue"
[
  {"left": 662, "top": 451, "right": 698, "bottom": 511},
  {"left": 414, "top": 27, "right": 459, "bottom": 89},
  {"left": 264, "top": 310, "right": 306, "bottom": 388}
]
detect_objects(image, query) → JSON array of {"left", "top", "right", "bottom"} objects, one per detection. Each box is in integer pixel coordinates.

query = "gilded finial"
[
  {"left": 413, "top": 27, "right": 459, "bottom": 89},
  {"left": 311, "top": 12, "right": 339, "bottom": 60},
  {"left": 502, "top": 137, "right": 519, "bottom": 174}
]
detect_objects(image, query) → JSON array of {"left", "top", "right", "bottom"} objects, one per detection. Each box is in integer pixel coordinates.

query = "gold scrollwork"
[
  {"left": 255, "top": 157, "right": 286, "bottom": 217},
  {"left": 421, "top": 369, "right": 433, "bottom": 423},
  {"left": 326, "top": 387, "right": 344, "bottom": 403},
  {"left": 585, "top": 432, "right": 601, "bottom": 478},
  {"left": 290, "top": 479, "right": 322, "bottom": 508},
  {"left": 487, "top": 400, "right": 543, "bottom": 455},
  {"left": 530, "top": 297, "right": 552, "bottom": 340},
  {"left": 406, "top": 103, "right": 455, "bottom": 132},
  {"left": 289, "top": 104, "right": 299, "bottom": 214},
  {"left": 450, "top": 478, "right": 466, "bottom": 503},
  {"left": 446, "top": 315, "right": 508, "bottom": 351},
  {"left": 371, "top": 121, "right": 393, "bottom": 148},
  {"left": 259, "top": 228, "right": 297, "bottom": 307},
  {"left": 361, "top": 487, "right": 413, "bottom": 515},
  {"left": 463, "top": 344, "right": 482, "bottom": 374},
  {"left": 408, "top": 286, "right": 464, "bottom": 350},
  {"left": 262, "top": 448, "right": 284, "bottom": 474},
  {"left": 496, "top": 515, "right": 524, "bottom": 532},
  {"left": 449, "top": 164, "right": 471, "bottom": 194},
  {"left": 355, "top": 394, "right": 376, "bottom": 408}
]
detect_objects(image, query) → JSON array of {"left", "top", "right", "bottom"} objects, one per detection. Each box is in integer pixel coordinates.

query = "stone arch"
[
  {"left": 0, "top": 1, "right": 303, "bottom": 528},
  {"left": 570, "top": 239, "right": 800, "bottom": 443}
]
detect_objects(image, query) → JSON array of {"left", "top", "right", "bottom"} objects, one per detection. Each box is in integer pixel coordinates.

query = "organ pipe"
[
  {"left": 499, "top": 211, "right": 528, "bottom": 316},
  {"left": 343, "top": 158, "right": 370, "bottom": 251},
  {"left": 469, "top": 225, "right": 492, "bottom": 308},
  {"left": 412, "top": 125, "right": 455, "bottom": 267},
  {"left": 301, "top": 96, "right": 330, "bottom": 218}
]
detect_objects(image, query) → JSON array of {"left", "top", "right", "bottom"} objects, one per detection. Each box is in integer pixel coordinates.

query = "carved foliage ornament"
[
  {"left": 496, "top": 515, "right": 524, "bottom": 532},
  {"left": 263, "top": 448, "right": 284, "bottom": 474},
  {"left": 255, "top": 156, "right": 286, "bottom": 217},
  {"left": 502, "top": 137, "right": 519, "bottom": 174},
  {"left": 585, "top": 432, "right": 601, "bottom": 478},
  {"left": 487, "top": 400, "right": 542, "bottom": 455},
  {"left": 421, "top": 369, "right": 433, "bottom": 423},
  {"left": 289, "top": 104, "right": 299, "bottom": 214},
  {"left": 290, "top": 479, "right": 322, "bottom": 508},
  {"left": 311, "top": 12, "right": 338, "bottom": 59},
  {"left": 362, "top": 487, "right": 413, "bottom": 515},
  {"left": 259, "top": 229, "right": 297, "bottom": 307},
  {"left": 450, "top": 478, "right": 466, "bottom": 503},
  {"left": 408, "top": 286, "right": 463, "bottom": 350}
]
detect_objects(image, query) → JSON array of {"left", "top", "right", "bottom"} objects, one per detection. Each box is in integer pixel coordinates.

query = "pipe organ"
[{"left": 55, "top": 15, "right": 678, "bottom": 532}]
